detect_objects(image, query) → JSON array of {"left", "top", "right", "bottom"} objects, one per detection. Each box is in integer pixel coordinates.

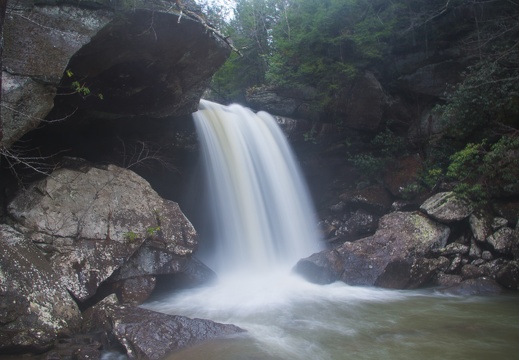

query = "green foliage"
[
  {"left": 146, "top": 226, "right": 161, "bottom": 236},
  {"left": 65, "top": 69, "right": 104, "bottom": 100},
  {"left": 435, "top": 62, "right": 519, "bottom": 142},
  {"left": 350, "top": 129, "right": 408, "bottom": 181},
  {"left": 124, "top": 231, "right": 138, "bottom": 242},
  {"left": 420, "top": 167, "right": 443, "bottom": 189},
  {"left": 445, "top": 136, "right": 519, "bottom": 201},
  {"left": 371, "top": 129, "right": 407, "bottom": 157},
  {"left": 351, "top": 153, "right": 385, "bottom": 179}
]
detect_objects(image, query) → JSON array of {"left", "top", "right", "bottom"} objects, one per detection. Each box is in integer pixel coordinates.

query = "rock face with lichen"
[
  {"left": 0, "top": 225, "right": 82, "bottom": 353},
  {"left": 7, "top": 164, "right": 199, "bottom": 302},
  {"left": 2, "top": 163, "right": 219, "bottom": 355},
  {"left": 295, "top": 211, "right": 450, "bottom": 288}
]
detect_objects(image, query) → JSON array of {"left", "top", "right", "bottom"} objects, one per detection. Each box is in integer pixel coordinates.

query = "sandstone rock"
[
  {"left": 441, "top": 278, "right": 503, "bottom": 296},
  {"left": 492, "top": 217, "right": 509, "bottom": 230},
  {"left": 7, "top": 165, "right": 198, "bottom": 302},
  {"left": 1, "top": 3, "right": 113, "bottom": 147},
  {"left": 335, "top": 71, "right": 387, "bottom": 131},
  {"left": 111, "top": 247, "right": 216, "bottom": 289},
  {"left": 486, "top": 227, "right": 516, "bottom": 256},
  {"left": 398, "top": 59, "right": 469, "bottom": 98},
  {"left": 2, "top": 1, "right": 231, "bottom": 147},
  {"left": 0, "top": 225, "right": 82, "bottom": 353},
  {"left": 339, "top": 185, "right": 393, "bottom": 215},
  {"left": 469, "top": 210, "right": 493, "bottom": 244},
  {"left": 460, "top": 264, "right": 487, "bottom": 280},
  {"left": 435, "top": 243, "right": 470, "bottom": 257},
  {"left": 246, "top": 85, "right": 319, "bottom": 120},
  {"left": 469, "top": 238, "right": 482, "bottom": 259},
  {"left": 295, "top": 211, "right": 450, "bottom": 288},
  {"left": 434, "top": 273, "right": 462, "bottom": 288},
  {"left": 83, "top": 298, "right": 245, "bottom": 360},
  {"left": 496, "top": 261, "right": 519, "bottom": 290},
  {"left": 116, "top": 276, "right": 157, "bottom": 306},
  {"left": 420, "top": 192, "right": 474, "bottom": 223}
]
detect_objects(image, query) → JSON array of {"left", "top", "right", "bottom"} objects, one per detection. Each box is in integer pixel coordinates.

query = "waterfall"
[{"left": 193, "top": 100, "right": 321, "bottom": 274}]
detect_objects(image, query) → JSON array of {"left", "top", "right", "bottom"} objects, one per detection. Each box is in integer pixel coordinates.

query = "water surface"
[{"left": 145, "top": 272, "right": 519, "bottom": 360}]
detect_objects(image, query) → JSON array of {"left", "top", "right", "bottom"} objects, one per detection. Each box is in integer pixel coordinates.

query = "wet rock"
[
  {"left": 434, "top": 273, "right": 462, "bottom": 288},
  {"left": 83, "top": 298, "right": 245, "bottom": 360},
  {"left": 420, "top": 192, "right": 474, "bottom": 223},
  {"left": 0, "top": 225, "right": 82, "bottom": 353},
  {"left": 7, "top": 164, "right": 198, "bottom": 302},
  {"left": 461, "top": 264, "right": 487, "bottom": 280},
  {"left": 111, "top": 252, "right": 216, "bottom": 294},
  {"left": 295, "top": 211, "right": 450, "bottom": 289},
  {"left": 116, "top": 276, "right": 157, "bottom": 306},
  {"left": 441, "top": 278, "right": 504, "bottom": 296},
  {"left": 496, "top": 261, "right": 519, "bottom": 290}
]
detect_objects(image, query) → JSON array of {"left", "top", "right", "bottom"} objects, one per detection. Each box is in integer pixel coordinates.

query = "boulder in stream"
[
  {"left": 83, "top": 296, "right": 246, "bottom": 360},
  {"left": 295, "top": 211, "right": 450, "bottom": 289}
]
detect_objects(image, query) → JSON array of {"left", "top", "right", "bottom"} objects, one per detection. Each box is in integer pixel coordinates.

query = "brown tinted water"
[{"left": 142, "top": 274, "right": 519, "bottom": 360}]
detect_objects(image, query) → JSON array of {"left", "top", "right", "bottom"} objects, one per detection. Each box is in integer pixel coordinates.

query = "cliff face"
[
  {"left": 0, "top": 1, "right": 234, "bottom": 356},
  {"left": 1, "top": 0, "right": 230, "bottom": 147}
]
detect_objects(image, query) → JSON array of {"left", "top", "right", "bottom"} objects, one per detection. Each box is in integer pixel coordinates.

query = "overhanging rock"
[{"left": 1, "top": 0, "right": 231, "bottom": 147}]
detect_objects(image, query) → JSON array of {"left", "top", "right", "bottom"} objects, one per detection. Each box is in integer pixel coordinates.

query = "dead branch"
[{"left": 174, "top": 1, "right": 242, "bottom": 57}]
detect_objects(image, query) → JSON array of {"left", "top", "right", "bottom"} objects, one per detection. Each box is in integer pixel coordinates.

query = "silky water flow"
[{"left": 141, "top": 101, "right": 519, "bottom": 360}]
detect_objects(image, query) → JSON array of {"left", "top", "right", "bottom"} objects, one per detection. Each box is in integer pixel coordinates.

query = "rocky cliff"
[{"left": 0, "top": 0, "right": 239, "bottom": 357}]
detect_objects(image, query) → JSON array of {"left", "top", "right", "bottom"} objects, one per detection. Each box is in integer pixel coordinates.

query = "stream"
[{"left": 144, "top": 271, "right": 519, "bottom": 360}]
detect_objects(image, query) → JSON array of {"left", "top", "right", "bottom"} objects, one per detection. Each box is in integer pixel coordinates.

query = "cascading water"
[
  {"left": 142, "top": 101, "right": 519, "bottom": 360},
  {"left": 192, "top": 100, "right": 321, "bottom": 274}
]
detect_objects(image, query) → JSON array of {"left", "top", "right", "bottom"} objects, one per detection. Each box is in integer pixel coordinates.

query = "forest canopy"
[{"left": 198, "top": 0, "right": 519, "bottom": 201}]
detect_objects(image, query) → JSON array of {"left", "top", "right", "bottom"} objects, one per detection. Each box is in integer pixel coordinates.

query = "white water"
[
  {"left": 191, "top": 100, "right": 321, "bottom": 274},
  {"left": 142, "top": 101, "right": 519, "bottom": 360}
]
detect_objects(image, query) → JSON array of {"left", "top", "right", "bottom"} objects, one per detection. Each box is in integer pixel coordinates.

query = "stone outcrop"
[
  {"left": 2, "top": 163, "right": 222, "bottom": 355},
  {"left": 296, "top": 211, "right": 450, "bottom": 288},
  {"left": 334, "top": 71, "right": 387, "bottom": 131},
  {"left": 82, "top": 296, "right": 245, "bottom": 360},
  {"left": 1, "top": 0, "right": 231, "bottom": 147},
  {"left": 420, "top": 191, "right": 475, "bottom": 223},
  {"left": 298, "top": 191, "right": 519, "bottom": 293},
  {"left": 0, "top": 225, "right": 82, "bottom": 353},
  {"left": 7, "top": 164, "right": 199, "bottom": 302}
]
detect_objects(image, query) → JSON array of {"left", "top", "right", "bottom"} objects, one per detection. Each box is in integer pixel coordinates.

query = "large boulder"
[
  {"left": 0, "top": 225, "right": 82, "bottom": 353},
  {"left": 246, "top": 85, "right": 319, "bottom": 121},
  {"left": 295, "top": 211, "right": 450, "bottom": 288},
  {"left": 420, "top": 191, "right": 474, "bottom": 223},
  {"left": 7, "top": 164, "right": 198, "bottom": 302},
  {"left": 82, "top": 297, "right": 245, "bottom": 360},
  {"left": 334, "top": 71, "right": 387, "bottom": 131},
  {"left": 1, "top": 0, "right": 231, "bottom": 147}
]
